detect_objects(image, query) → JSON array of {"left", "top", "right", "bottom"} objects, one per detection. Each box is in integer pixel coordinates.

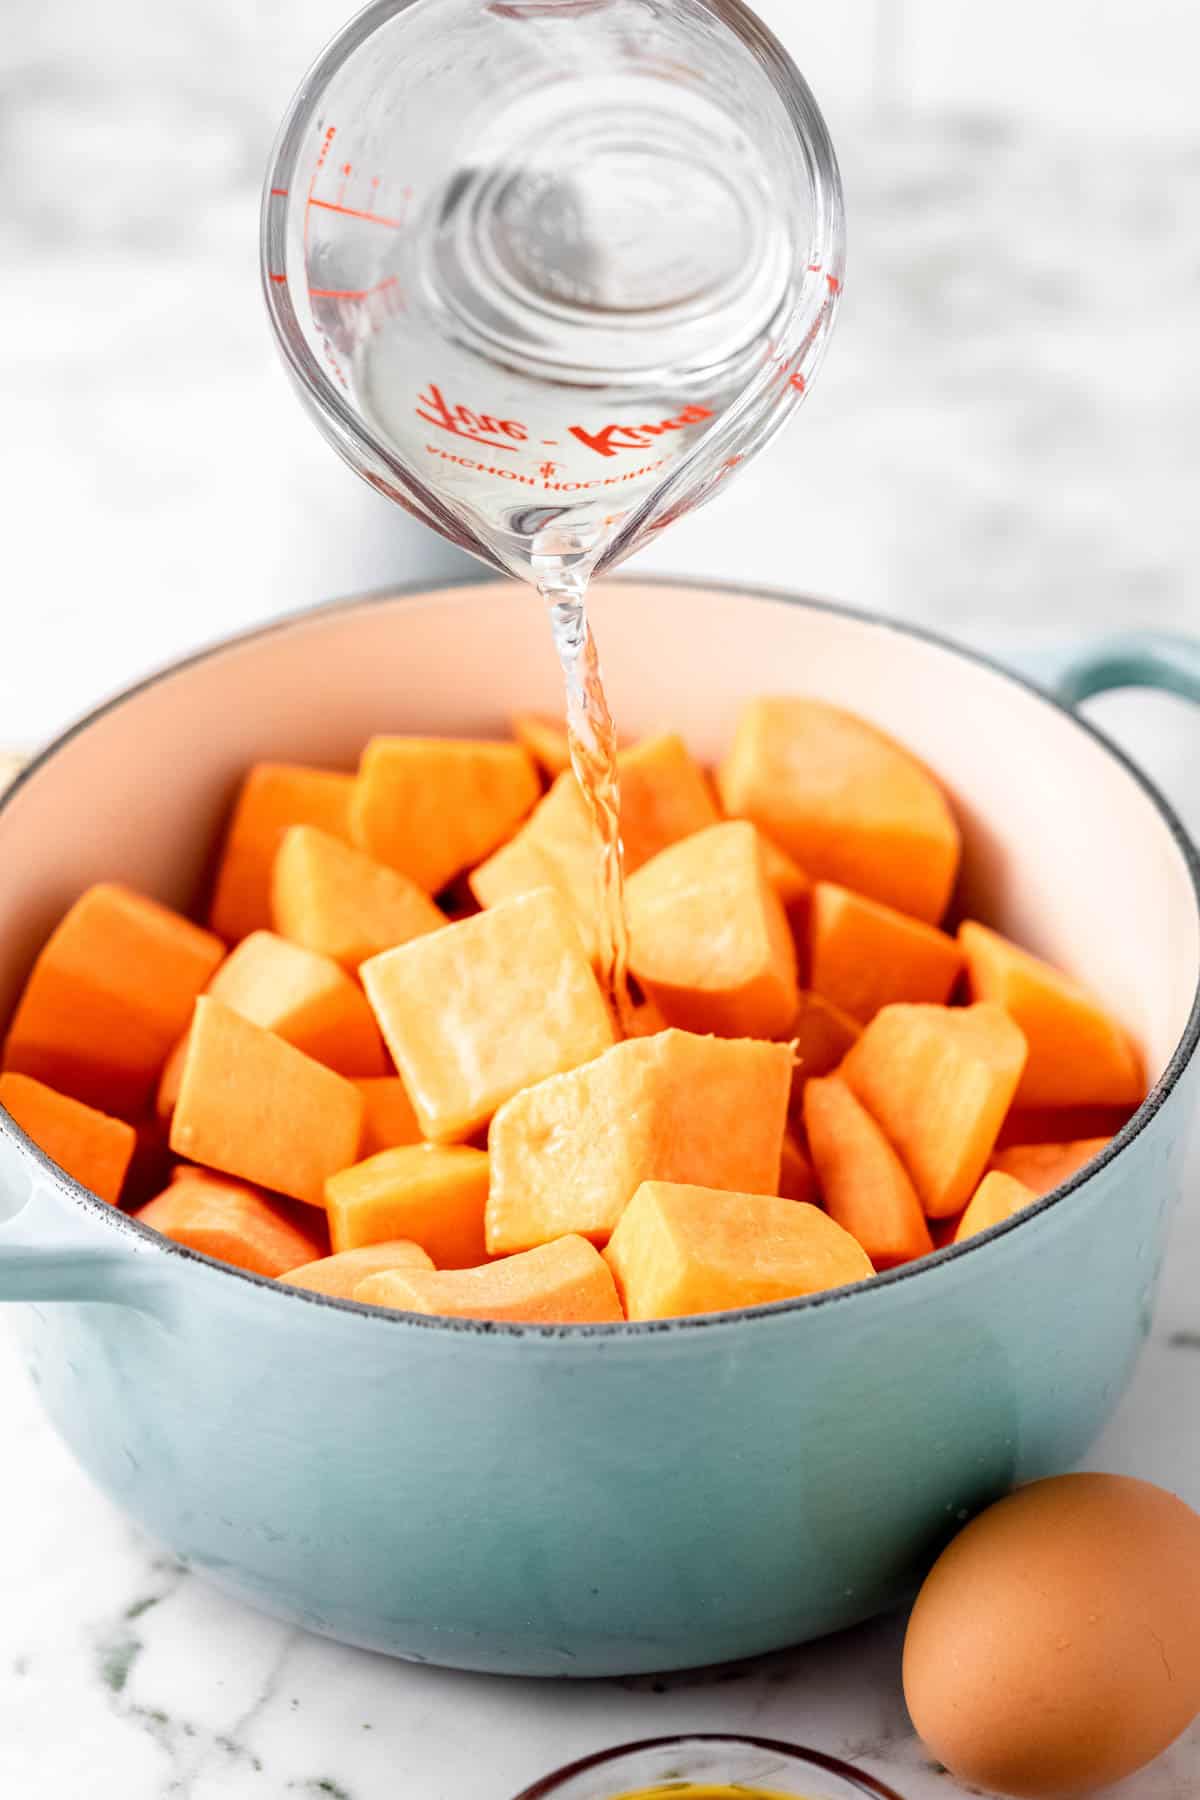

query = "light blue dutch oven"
[{"left": 1, "top": 580, "right": 1197, "bottom": 1677}]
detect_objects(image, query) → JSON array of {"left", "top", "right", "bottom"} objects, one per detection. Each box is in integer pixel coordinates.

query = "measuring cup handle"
[{"left": 1039, "top": 632, "right": 1200, "bottom": 710}]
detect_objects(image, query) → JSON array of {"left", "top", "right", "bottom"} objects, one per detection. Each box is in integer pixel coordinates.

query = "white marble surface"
[{"left": 4, "top": 2, "right": 1200, "bottom": 1795}]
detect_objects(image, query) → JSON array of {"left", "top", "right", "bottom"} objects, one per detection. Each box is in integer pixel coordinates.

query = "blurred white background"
[{"left": 5, "top": 0, "right": 1199, "bottom": 744}]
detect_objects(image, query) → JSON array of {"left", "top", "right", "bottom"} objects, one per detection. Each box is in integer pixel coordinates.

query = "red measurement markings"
[
  {"left": 416, "top": 383, "right": 527, "bottom": 452},
  {"left": 305, "top": 124, "right": 337, "bottom": 259},
  {"left": 307, "top": 195, "right": 405, "bottom": 230},
  {"left": 763, "top": 338, "right": 807, "bottom": 392},
  {"left": 270, "top": 187, "right": 289, "bottom": 198},
  {"left": 309, "top": 275, "right": 401, "bottom": 301},
  {"left": 269, "top": 272, "right": 287, "bottom": 284}
]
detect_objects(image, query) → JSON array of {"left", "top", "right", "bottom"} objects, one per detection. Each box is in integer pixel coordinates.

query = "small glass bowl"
[{"left": 511, "top": 1734, "right": 907, "bottom": 1799}]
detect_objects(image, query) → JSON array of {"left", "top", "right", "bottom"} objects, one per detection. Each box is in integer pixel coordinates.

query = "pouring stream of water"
[{"left": 541, "top": 571, "right": 634, "bottom": 1035}]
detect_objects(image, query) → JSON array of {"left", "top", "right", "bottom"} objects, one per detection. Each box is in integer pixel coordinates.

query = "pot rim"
[{"left": 3, "top": 576, "right": 1197, "bottom": 1338}]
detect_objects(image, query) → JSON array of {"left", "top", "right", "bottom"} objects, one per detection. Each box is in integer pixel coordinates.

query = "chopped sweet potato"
[
  {"left": 804, "top": 1074, "right": 933, "bottom": 1268},
  {"left": 157, "top": 930, "right": 386, "bottom": 1113},
  {"left": 953, "top": 1170, "right": 1038, "bottom": 1243},
  {"left": 355, "top": 1234, "right": 623, "bottom": 1322},
  {"left": 210, "top": 763, "right": 355, "bottom": 943},
  {"left": 841, "top": 1003, "right": 1027, "bottom": 1218},
  {"left": 757, "top": 833, "right": 813, "bottom": 945},
  {"left": 270, "top": 825, "right": 444, "bottom": 970},
  {"left": 0, "top": 1072, "right": 135, "bottom": 1205},
  {"left": 361, "top": 888, "right": 613, "bottom": 1142},
  {"left": 993, "top": 1104, "right": 1136, "bottom": 1149},
  {"left": 989, "top": 1137, "right": 1111, "bottom": 1196},
  {"left": 469, "top": 772, "right": 598, "bottom": 950},
  {"left": 717, "top": 698, "right": 961, "bottom": 923},
  {"left": 471, "top": 734, "right": 719, "bottom": 961},
  {"left": 959, "top": 921, "right": 1144, "bottom": 1108},
  {"left": 810, "top": 883, "right": 963, "bottom": 1023},
  {"left": 626, "top": 821, "right": 798, "bottom": 1038},
  {"left": 486, "top": 1029, "right": 793, "bottom": 1254},
  {"left": 324, "top": 1142, "right": 489, "bottom": 1265},
  {"left": 169, "top": 998, "right": 364, "bottom": 1206},
  {"left": 789, "top": 990, "right": 862, "bottom": 1083},
  {"left": 512, "top": 713, "right": 573, "bottom": 779},
  {"left": 605, "top": 1181, "right": 874, "bottom": 1319},
  {"left": 353, "top": 1076, "right": 422, "bottom": 1156},
  {"left": 136, "top": 1170, "right": 326, "bottom": 1276},
  {"left": 2, "top": 883, "right": 224, "bottom": 1117},
  {"left": 279, "top": 1240, "right": 433, "bottom": 1297},
  {"left": 778, "top": 1131, "right": 819, "bottom": 1204},
  {"left": 615, "top": 733, "right": 724, "bottom": 868},
  {"left": 352, "top": 737, "right": 539, "bottom": 894}
]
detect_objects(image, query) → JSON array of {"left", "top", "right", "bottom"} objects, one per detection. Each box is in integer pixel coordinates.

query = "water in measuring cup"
[{"left": 341, "top": 77, "right": 795, "bottom": 1022}]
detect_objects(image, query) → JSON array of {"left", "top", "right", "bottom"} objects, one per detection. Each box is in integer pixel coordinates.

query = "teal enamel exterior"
[
  {"left": 5, "top": 1079, "right": 1191, "bottom": 1676},
  {"left": 1, "top": 603, "right": 1198, "bottom": 1677}
]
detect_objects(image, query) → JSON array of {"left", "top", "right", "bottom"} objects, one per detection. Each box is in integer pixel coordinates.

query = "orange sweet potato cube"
[
  {"left": 351, "top": 737, "right": 539, "bottom": 895},
  {"left": 136, "top": 1170, "right": 326, "bottom": 1276},
  {"left": 270, "top": 825, "right": 444, "bottom": 970},
  {"left": 616, "top": 733, "right": 723, "bottom": 868},
  {"left": 353, "top": 1076, "right": 422, "bottom": 1155},
  {"left": 0, "top": 1072, "right": 136, "bottom": 1205},
  {"left": 605, "top": 1181, "right": 874, "bottom": 1320},
  {"left": 512, "top": 713, "right": 573, "bottom": 779},
  {"left": 2, "top": 883, "right": 225, "bottom": 1117},
  {"left": 803, "top": 1074, "right": 933, "bottom": 1269},
  {"left": 993, "top": 1104, "right": 1135, "bottom": 1150},
  {"left": 841, "top": 1002, "right": 1027, "bottom": 1218},
  {"left": 757, "top": 833, "right": 813, "bottom": 943},
  {"left": 169, "top": 998, "right": 364, "bottom": 1206},
  {"left": 157, "top": 930, "right": 386, "bottom": 1113},
  {"left": 953, "top": 1170, "right": 1038, "bottom": 1244},
  {"left": 361, "top": 888, "right": 614, "bottom": 1142},
  {"left": 810, "top": 883, "right": 964, "bottom": 1024},
  {"left": 355, "top": 1234, "right": 624, "bottom": 1322},
  {"left": 717, "top": 698, "right": 961, "bottom": 924},
  {"left": 989, "top": 1137, "right": 1111, "bottom": 1196},
  {"left": 470, "top": 734, "right": 720, "bottom": 961},
  {"left": 279, "top": 1240, "right": 434, "bottom": 1297},
  {"left": 778, "top": 1131, "right": 819, "bottom": 1204},
  {"left": 469, "top": 769, "right": 599, "bottom": 952},
  {"left": 486, "top": 1029, "right": 793, "bottom": 1254},
  {"left": 210, "top": 762, "right": 356, "bottom": 943},
  {"left": 324, "top": 1143, "right": 490, "bottom": 1265},
  {"left": 626, "top": 820, "right": 798, "bottom": 1038},
  {"left": 790, "top": 990, "right": 862, "bottom": 1082},
  {"left": 959, "top": 920, "right": 1144, "bottom": 1108}
]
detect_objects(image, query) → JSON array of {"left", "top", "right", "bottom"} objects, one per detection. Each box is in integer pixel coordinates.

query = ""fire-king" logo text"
[{"left": 415, "top": 383, "right": 714, "bottom": 459}]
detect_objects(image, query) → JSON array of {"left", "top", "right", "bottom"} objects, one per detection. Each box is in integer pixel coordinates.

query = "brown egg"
[{"left": 903, "top": 1474, "right": 1200, "bottom": 1797}]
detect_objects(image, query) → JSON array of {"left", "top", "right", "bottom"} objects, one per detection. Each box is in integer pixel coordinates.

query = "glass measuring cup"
[
  {"left": 510, "top": 1734, "right": 907, "bottom": 1798},
  {"left": 261, "top": 0, "right": 845, "bottom": 586}
]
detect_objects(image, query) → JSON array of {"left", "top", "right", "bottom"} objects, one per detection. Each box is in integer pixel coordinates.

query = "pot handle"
[
  {"left": 1027, "top": 631, "right": 1200, "bottom": 709},
  {"left": 0, "top": 1136, "right": 163, "bottom": 1306}
]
